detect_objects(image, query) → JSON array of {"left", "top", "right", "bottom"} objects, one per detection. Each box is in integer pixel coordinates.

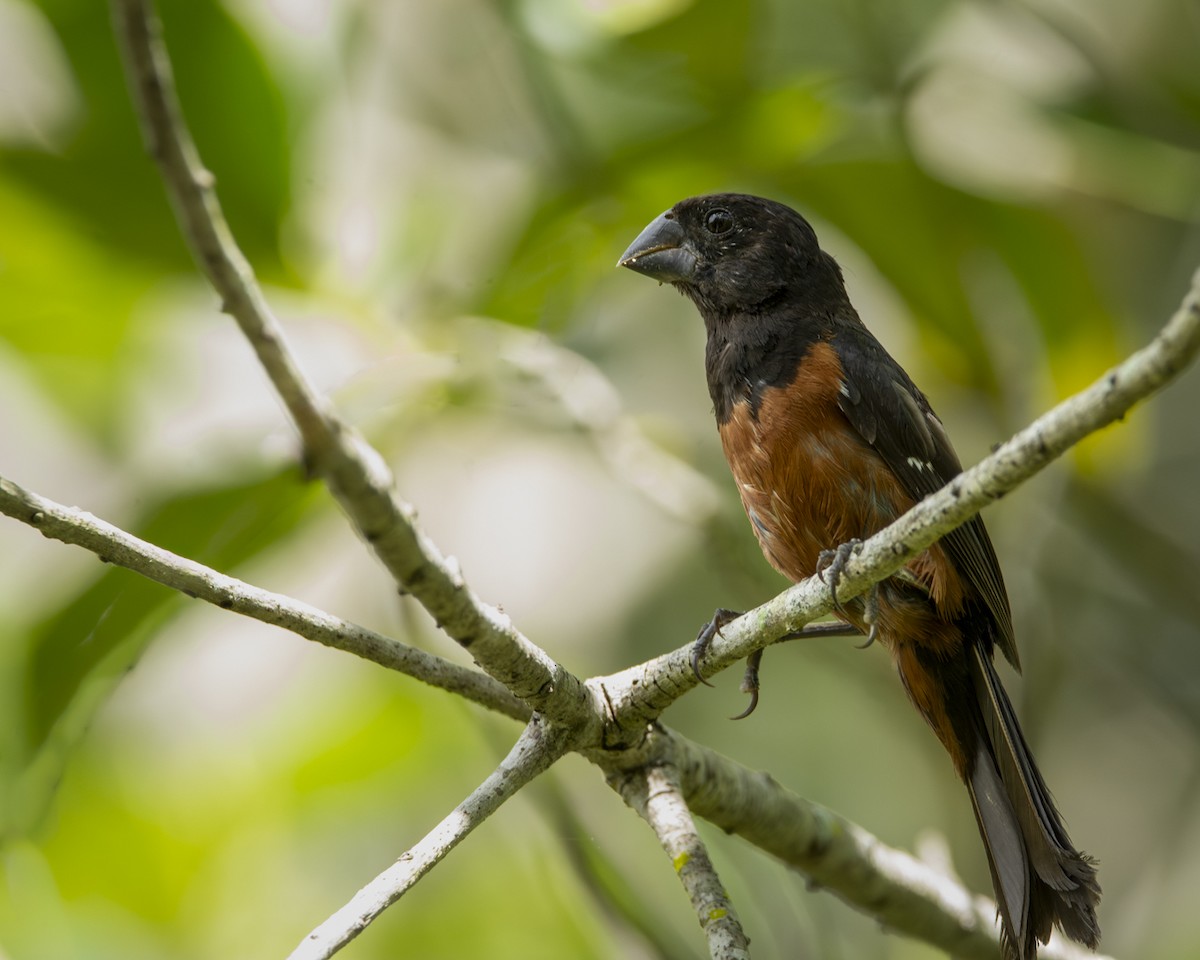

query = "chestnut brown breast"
[{"left": 718, "top": 340, "right": 968, "bottom": 633}]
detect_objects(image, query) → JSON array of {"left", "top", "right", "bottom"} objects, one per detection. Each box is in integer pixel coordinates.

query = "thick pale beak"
[{"left": 617, "top": 212, "right": 697, "bottom": 282}]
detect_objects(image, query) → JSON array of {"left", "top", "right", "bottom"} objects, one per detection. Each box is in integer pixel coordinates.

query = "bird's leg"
[
  {"left": 725, "top": 622, "right": 864, "bottom": 719},
  {"left": 696, "top": 607, "right": 868, "bottom": 718},
  {"left": 775, "top": 621, "right": 863, "bottom": 643},
  {"left": 732, "top": 623, "right": 866, "bottom": 718}
]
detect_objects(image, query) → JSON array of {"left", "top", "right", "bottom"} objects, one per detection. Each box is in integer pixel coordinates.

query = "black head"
[{"left": 618, "top": 193, "right": 845, "bottom": 317}]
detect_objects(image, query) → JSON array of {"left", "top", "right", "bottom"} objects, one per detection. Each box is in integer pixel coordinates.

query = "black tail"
[{"left": 967, "top": 645, "right": 1100, "bottom": 959}]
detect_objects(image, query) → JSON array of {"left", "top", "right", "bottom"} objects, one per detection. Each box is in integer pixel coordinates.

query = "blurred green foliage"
[{"left": 2, "top": 0, "right": 1199, "bottom": 958}]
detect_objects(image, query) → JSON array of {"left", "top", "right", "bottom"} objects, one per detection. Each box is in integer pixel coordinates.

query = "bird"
[{"left": 618, "top": 193, "right": 1100, "bottom": 960}]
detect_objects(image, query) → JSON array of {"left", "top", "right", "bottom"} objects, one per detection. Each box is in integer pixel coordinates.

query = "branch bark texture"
[
  {"left": 612, "top": 757, "right": 750, "bottom": 960},
  {"left": 0, "top": 475, "right": 530, "bottom": 722}
]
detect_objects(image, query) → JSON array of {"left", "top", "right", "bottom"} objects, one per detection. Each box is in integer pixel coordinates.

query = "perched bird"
[{"left": 618, "top": 194, "right": 1100, "bottom": 960}]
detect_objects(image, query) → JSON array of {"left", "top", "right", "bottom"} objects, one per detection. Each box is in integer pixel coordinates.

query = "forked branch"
[{"left": 100, "top": 0, "right": 1200, "bottom": 958}]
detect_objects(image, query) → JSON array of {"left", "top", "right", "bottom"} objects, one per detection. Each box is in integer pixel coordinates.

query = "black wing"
[{"left": 830, "top": 321, "right": 1019, "bottom": 668}]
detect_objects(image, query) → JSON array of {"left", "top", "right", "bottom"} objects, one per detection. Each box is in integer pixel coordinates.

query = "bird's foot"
[
  {"left": 816, "top": 539, "right": 864, "bottom": 613},
  {"left": 730, "top": 649, "right": 763, "bottom": 720},
  {"left": 730, "top": 621, "right": 868, "bottom": 719},
  {"left": 695, "top": 605, "right": 872, "bottom": 720},
  {"left": 692, "top": 607, "right": 742, "bottom": 686},
  {"left": 817, "top": 539, "right": 879, "bottom": 648}
]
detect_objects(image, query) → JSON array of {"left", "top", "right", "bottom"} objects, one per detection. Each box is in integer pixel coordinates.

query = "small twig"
[
  {"left": 534, "top": 774, "right": 693, "bottom": 959},
  {"left": 109, "top": 0, "right": 596, "bottom": 731},
  {"left": 612, "top": 759, "right": 750, "bottom": 960},
  {"left": 0, "top": 474, "right": 530, "bottom": 723},
  {"left": 289, "top": 716, "right": 569, "bottom": 960}
]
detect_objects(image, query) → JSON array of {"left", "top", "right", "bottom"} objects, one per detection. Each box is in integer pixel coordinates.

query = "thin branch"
[
  {"left": 599, "top": 727, "right": 1112, "bottom": 960},
  {"left": 0, "top": 474, "right": 531, "bottom": 723},
  {"left": 611, "top": 758, "right": 750, "bottom": 960},
  {"left": 109, "top": 0, "right": 597, "bottom": 733},
  {"left": 289, "top": 716, "right": 570, "bottom": 960},
  {"left": 597, "top": 264, "right": 1200, "bottom": 733},
  {"left": 535, "top": 774, "right": 695, "bottom": 959}
]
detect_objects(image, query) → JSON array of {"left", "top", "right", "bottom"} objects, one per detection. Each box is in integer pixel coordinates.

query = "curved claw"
[
  {"left": 855, "top": 624, "right": 878, "bottom": 650},
  {"left": 855, "top": 576, "right": 880, "bottom": 649},
  {"left": 730, "top": 688, "right": 760, "bottom": 721},
  {"left": 691, "top": 638, "right": 716, "bottom": 687},
  {"left": 731, "top": 648, "right": 763, "bottom": 720},
  {"left": 692, "top": 608, "right": 741, "bottom": 686},
  {"left": 815, "top": 550, "right": 841, "bottom": 612}
]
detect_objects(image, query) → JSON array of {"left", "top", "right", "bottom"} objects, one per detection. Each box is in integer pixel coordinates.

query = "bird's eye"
[{"left": 705, "top": 209, "right": 733, "bottom": 235}]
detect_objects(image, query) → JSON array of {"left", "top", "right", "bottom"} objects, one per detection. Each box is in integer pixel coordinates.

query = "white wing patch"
[{"left": 906, "top": 456, "right": 933, "bottom": 472}]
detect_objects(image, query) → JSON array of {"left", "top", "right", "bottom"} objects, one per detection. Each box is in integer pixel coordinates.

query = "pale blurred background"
[{"left": 2, "top": 1, "right": 1200, "bottom": 958}]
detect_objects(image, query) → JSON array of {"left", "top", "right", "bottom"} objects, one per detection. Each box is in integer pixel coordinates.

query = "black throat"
[
  {"left": 700, "top": 285, "right": 864, "bottom": 427},
  {"left": 702, "top": 309, "right": 823, "bottom": 425},
  {"left": 682, "top": 245, "right": 854, "bottom": 425}
]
